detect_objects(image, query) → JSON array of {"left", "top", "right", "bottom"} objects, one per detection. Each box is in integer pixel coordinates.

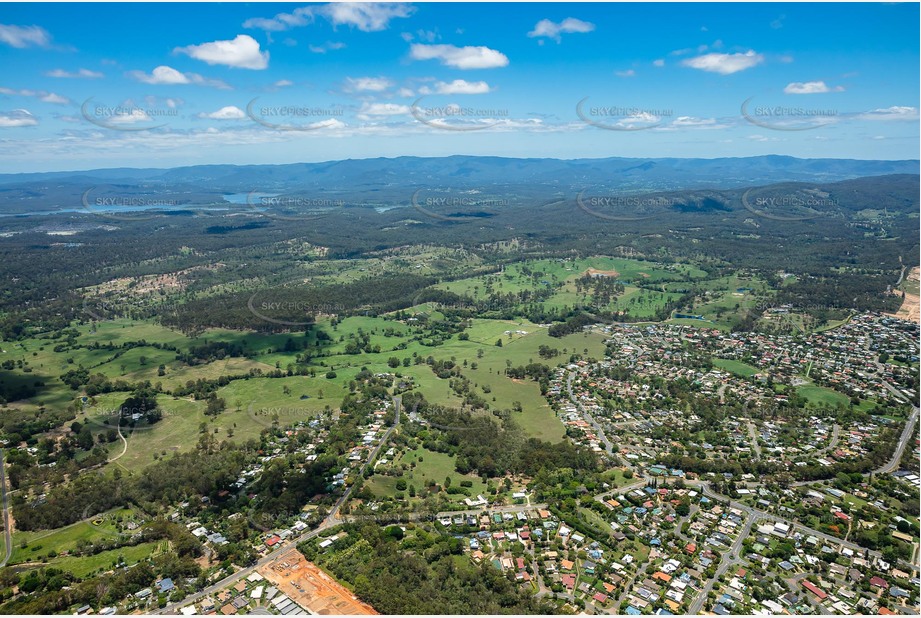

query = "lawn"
[
  {"left": 796, "top": 385, "right": 851, "bottom": 409},
  {"left": 23, "top": 541, "right": 164, "bottom": 579},
  {"left": 367, "top": 447, "right": 487, "bottom": 499},
  {"left": 713, "top": 359, "right": 760, "bottom": 378},
  {"left": 9, "top": 507, "right": 138, "bottom": 565}
]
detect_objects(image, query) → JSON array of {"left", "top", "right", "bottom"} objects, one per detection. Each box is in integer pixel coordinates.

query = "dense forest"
[{"left": 0, "top": 174, "right": 916, "bottom": 338}]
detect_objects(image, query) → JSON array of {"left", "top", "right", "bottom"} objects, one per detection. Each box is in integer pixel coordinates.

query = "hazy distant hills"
[{"left": 0, "top": 155, "right": 917, "bottom": 215}]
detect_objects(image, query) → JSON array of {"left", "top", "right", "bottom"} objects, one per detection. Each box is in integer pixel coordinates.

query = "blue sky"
[{"left": 0, "top": 2, "right": 918, "bottom": 172}]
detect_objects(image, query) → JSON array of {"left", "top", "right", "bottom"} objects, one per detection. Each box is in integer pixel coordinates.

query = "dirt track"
[{"left": 584, "top": 268, "right": 620, "bottom": 278}]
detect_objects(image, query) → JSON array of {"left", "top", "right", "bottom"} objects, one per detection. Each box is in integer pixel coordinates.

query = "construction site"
[{"left": 257, "top": 548, "right": 378, "bottom": 616}]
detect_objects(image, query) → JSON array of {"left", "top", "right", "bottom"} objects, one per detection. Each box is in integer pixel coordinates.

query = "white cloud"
[
  {"left": 106, "top": 109, "right": 154, "bottom": 125},
  {"left": 409, "top": 44, "right": 509, "bottom": 70},
  {"left": 127, "top": 65, "right": 231, "bottom": 89},
  {"left": 432, "top": 79, "right": 491, "bottom": 94},
  {"left": 318, "top": 2, "right": 415, "bottom": 31},
  {"left": 0, "top": 109, "right": 37, "bottom": 127},
  {"left": 402, "top": 29, "right": 439, "bottom": 43},
  {"left": 681, "top": 50, "right": 764, "bottom": 75},
  {"left": 46, "top": 68, "right": 103, "bottom": 79},
  {"left": 652, "top": 59, "right": 665, "bottom": 67},
  {"left": 199, "top": 105, "right": 246, "bottom": 120},
  {"left": 670, "top": 116, "right": 728, "bottom": 129},
  {"left": 244, "top": 3, "right": 414, "bottom": 33},
  {"left": 308, "top": 41, "right": 346, "bottom": 54},
  {"left": 273, "top": 79, "right": 293, "bottom": 88},
  {"left": 858, "top": 106, "right": 919, "bottom": 121},
  {"left": 129, "top": 65, "right": 190, "bottom": 84},
  {"left": 397, "top": 87, "right": 415, "bottom": 97},
  {"left": 747, "top": 134, "right": 781, "bottom": 142},
  {"left": 0, "top": 24, "right": 51, "bottom": 48},
  {"left": 783, "top": 80, "right": 843, "bottom": 94},
  {"left": 0, "top": 87, "right": 71, "bottom": 105},
  {"left": 344, "top": 76, "right": 394, "bottom": 92},
  {"left": 615, "top": 69, "right": 635, "bottom": 78},
  {"left": 527, "top": 18, "right": 595, "bottom": 42},
  {"left": 40, "top": 92, "right": 70, "bottom": 104},
  {"left": 357, "top": 102, "right": 410, "bottom": 119},
  {"left": 175, "top": 34, "right": 269, "bottom": 70}
]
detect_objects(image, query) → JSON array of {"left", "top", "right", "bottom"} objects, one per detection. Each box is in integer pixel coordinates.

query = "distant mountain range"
[{"left": 0, "top": 155, "right": 917, "bottom": 216}]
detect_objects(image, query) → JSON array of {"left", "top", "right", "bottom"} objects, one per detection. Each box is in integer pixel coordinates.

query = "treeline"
[
  {"left": 0, "top": 519, "right": 203, "bottom": 614},
  {"left": 300, "top": 523, "right": 555, "bottom": 614},
  {"left": 160, "top": 273, "right": 436, "bottom": 333},
  {"left": 405, "top": 394, "right": 598, "bottom": 479},
  {"left": 13, "top": 444, "right": 249, "bottom": 531}
]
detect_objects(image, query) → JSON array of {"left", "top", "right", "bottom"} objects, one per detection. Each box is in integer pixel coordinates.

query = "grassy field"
[
  {"left": 713, "top": 359, "right": 760, "bottom": 378},
  {"left": 5, "top": 307, "right": 612, "bottom": 484},
  {"left": 796, "top": 385, "right": 851, "bottom": 408},
  {"left": 366, "top": 447, "right": 487, "bottom": 498},
  {"left": 434, "top": 256, "right": 705, "bottom": 317},
  {"left": 9, "top": 507, "right": 138, "bottom": 565}
]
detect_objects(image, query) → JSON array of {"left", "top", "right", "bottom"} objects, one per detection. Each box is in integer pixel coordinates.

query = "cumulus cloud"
[
  {"left": 104, "top": 109, "right": 154, "bottom": 126},
  {"left": 431, "top": 79, "right": 491, "bottom": 94},
  {"left": 175, "top": 34, "right": 269, "bottom": 70},
  {"left": 0, "top": 87, "right": 71, "bottom": 105},
  {"left": 0, "top": 109, "right": 38, "bottom": 127},
  {"left": 681, "top": 50, "right": 763, "bottom": 74},
  {"left": 244, "top": 2, "right": 414, "bottom": 33},
  {"left": 126, "top": 65, "right": 231, "bottom": 89},
  {"left": 199, "top": 105, "right": 246, "bottom": 120},
  {"left": 783, "top": 80, "right": 844, "bottom": 94},
  {"left": 0, "top": 23, "right": 51, "bottom": 48},
  {"left": 409, "top": 44, "right": 509, "bottom": 69},
  {"left": 46, "top": 68, "right": 104, "bottom": 79},
  {"left": 527, "top": 18, "right": 595, "bottom": 42},
  {"left": 344, "top": 76, "right": 394, "bottom": 92},
  {"left": 857, "top": 106, "right": 919, "bottom": 121},
  {"left": 357, "top": 102, "right": 410, "bottom": 119}
]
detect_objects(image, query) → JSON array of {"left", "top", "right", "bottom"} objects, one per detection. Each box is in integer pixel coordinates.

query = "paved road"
[
  {"left": 873, "top": 397, "right": 918, "bottom": 475},
  {"left": 693, "top": 481, "right": 919, "bottom": 574},
  {"left": 0, "top": 450, "right": 11, "bottom": 567},
  {"left": 746, "top": 422, "right": 761, "bottom": 459},
  {"left": 688, "top": 509, "right": 754, "bottom": 614}
]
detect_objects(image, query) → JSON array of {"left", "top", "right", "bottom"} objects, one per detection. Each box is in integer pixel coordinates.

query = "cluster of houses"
[
  {"left": 175, "top": 571, "right": 310, "bottom": 616},
  {"left": 547, "top": 313, "right": 917, "bottom": 477},
  {"left": 704, "top": 518, "right": 920, "bottom": 615}
]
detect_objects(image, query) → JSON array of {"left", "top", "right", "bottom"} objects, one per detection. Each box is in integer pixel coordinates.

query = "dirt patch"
[
  {"left": 584, "top": 268, "right": 620, "bottom": 278},
  {"left": 887, "top": 266, "right": 920, "bottom": 324},
  {"left": 258, "top": 547, "right": 377, "bottom": 615}
]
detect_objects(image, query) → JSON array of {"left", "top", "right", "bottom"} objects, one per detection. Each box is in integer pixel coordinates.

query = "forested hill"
[{"left": 0, "top": 155, "right": 917, "bottom": 204}]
